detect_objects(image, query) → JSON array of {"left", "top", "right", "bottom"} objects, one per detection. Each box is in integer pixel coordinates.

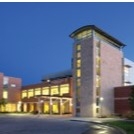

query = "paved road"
[
  {"left": 0, "top": 115, "right": 124, "bottom": 134},
  {"left": 0, "top": 115, "right": 89, "bottom": 134}
]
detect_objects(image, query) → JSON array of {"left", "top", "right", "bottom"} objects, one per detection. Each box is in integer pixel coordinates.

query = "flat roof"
[
  {"left": 42, "top": 70, "right": 72, "bottom": 81},
  {"left": 70, "top": 25, "right": 126, "bottom": 48}
]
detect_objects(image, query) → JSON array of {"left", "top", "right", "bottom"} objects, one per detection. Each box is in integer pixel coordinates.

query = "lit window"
[
  {"left": 11, "top": 84, "right": 16, "bottom": 88},
  {"left": 77, "top": 44, "right": 81, "bottom": 51},
  {"left": 28, "top": 89, "right": 34, "bottom": 98},
  {"left": 77, "top": 52, "right": 81, "bottom": 58},
  {"left": 51, "top": 86, "right": 59, "bottom": 95},
  {"left": 3, "top": 91, "right": 8, "bottom": 99},
  {"left": 96, "top": 75, "right": 100, "bottom": 87},
  {"left": 76, "top": 69, "right": 81, "bottom": 77},
  {"left": 76, "top": 78, "right": 81, "bottom": 87},
  {"left": 60, "top": 84, "right": 69, "bottom": 96},
  {"left": 22, "top": 90, "right": 27, "bottom": 98},
  {"left": 35, "top": 88, "right": 41, "bottom": 95},
  {"left": 96, "top": 57, "right": 100, "bottom": 66},
  {"left": 76, "top": 59, "right": 81, "bottom": 68},
  {"left": 42, "top": 87, "right": 49, "bottom": 95}
]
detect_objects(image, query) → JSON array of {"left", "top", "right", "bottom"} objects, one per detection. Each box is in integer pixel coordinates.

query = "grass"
[{"left": 104, "top": 121, "right": 134, "bottom": 134}]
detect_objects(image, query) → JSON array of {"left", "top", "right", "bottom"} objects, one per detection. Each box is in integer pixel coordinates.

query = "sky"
[{"left": 0, "top": 2, "right": 134, "bottom": 85}]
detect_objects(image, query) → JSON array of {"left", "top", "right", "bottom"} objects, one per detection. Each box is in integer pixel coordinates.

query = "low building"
[
  {"left": 21, "top": 71, "right": 73, "bottom": 115},
  {"left": 0, "top": 72, "right": 21, "bottom": 112},
  {"left": 114, "top": 85, "right": 133, "bottom": 115}
]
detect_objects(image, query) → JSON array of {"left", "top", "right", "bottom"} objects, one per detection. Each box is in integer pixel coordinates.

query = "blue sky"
[{"left": 0, "top": 2, "right": 134, "bottom": 85}]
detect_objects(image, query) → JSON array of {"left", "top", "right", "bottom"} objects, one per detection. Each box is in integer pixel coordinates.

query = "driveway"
[{"left": 0, "top": 115, "right": 124, "bottom": 134}]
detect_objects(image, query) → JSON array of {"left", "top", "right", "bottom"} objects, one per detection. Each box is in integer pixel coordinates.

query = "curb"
[{"left": 70, "top": 120, "right": 126, "bottom": 134}]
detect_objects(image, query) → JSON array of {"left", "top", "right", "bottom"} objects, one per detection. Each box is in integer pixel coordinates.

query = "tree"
[
  {"left": 0, "top": 98, "right": 7, "bottom": 112},
  {"left": 128, "top": 86, "right": 134, "bottom": 111}
]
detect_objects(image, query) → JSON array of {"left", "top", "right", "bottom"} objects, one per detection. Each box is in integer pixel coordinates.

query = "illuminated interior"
[
  {"left": 22, "top": 90, "right": 27, "bottom": 98},
  {"left": 60, "top": 84, "right": 69, "bottom": 96},
  {"left": 3, "top": 91, "right": 8, "bottom": 99},
  {"left": 76, "top": 69, "right": 81, "bottom": 77},
  {"left": 28, "top": 89, "right": 34, "bottom": 98},
  {"left": 35, "top": 88, "right": 41, "bottom": 95},
  {"left": 42, "top": 87, "right": 49, "bottom": 95},
  {"left": 51, "top": 86, "right": 59, "bottom": 95}
]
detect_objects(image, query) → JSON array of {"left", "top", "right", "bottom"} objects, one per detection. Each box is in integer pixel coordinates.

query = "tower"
[{"left": 70, "top": 25, "right": 125, "bottom": 117}]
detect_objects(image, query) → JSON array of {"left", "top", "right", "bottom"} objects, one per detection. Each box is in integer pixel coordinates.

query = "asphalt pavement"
[{"left": 0, "top": 114, "right": 126, "bottom": 134}]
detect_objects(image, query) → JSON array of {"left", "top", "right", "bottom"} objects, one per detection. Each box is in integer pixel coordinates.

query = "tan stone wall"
[{"left": 100, "top": 40, "right": 123, "bottom": 115}]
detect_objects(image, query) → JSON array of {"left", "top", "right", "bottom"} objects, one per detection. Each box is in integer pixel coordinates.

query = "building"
[
  {"left": 0, "top": 72, "right": 21, "bottom": 112},
  {"left": 21, "top": 71, "right": 73, "bottom": 114},
  {"left": 124, "top": 58, "right": 134, "bottom": 86},
  {"left": 70, "top": 25, "right": 125, "bottom": 117},
  {"left": 114, "top": 85, "right": 133, "bottom": 115},
  {"left": 1, "top": 25, "right": 134, "bottom": 117}
]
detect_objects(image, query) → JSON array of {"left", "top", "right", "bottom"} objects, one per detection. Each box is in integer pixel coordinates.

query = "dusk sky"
[{"left": 0, "top": 2, "right": 134, "bottom": 85}]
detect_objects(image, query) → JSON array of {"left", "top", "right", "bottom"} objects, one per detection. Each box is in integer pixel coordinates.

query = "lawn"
[{"left": 104, "top": 121, "right": 134, "bottom": 134}]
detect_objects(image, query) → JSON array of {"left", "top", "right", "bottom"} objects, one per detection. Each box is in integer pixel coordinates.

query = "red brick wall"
[
  {"left": 8, "top": 77, "right": 21, "bottom": 103},
  {"left": 114, "top": 86, "right": 134, "bottom": 114}
]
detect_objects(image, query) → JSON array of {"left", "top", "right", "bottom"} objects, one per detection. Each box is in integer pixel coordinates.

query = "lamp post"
[{"left": 100, "top": 97, "right": 104, "bottom": 117}]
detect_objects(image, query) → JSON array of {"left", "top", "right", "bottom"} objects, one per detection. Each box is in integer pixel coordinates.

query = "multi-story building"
[
  {"left": 70, "top": 25, "right": 125, "bottom": 117},
  {"left": 0, "top": 72, "right": 21, "bottom": 112}
]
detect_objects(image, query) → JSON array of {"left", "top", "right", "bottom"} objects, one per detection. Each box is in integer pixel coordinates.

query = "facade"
[
  {"left": 70, "top": 25, "right": 125, "bottom": 117},
  {"left": 0, "top": 72, "right": 21, "bottom": 112},
  {"left": 124, "top": 58, "right": 134, "bottom": 86},
  {"left": 114, "top": 86, "right": 133, "bottom": 114},
  {"left": 21, "top": 72, "right": 73, "bottom": 115}
]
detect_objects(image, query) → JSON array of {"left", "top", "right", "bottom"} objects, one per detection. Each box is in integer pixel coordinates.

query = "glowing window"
[
  {"left": 28, "top": 89, "right": 34, "bottom": 98},
  {"left": 76, "top": 69, "right": 81, "bottom": 77},
  {"left": 96, "top": 75, "right": 100, "bottom": 87},
  {"left": 42, "top": 87, "right": 49, "bottom": 95},
  {"left": 96, "top": 57, "right": 100, "bottom": 66},
  {"left": 22, "top": 90, "right": 27, "bottom": 98},
  {"left": 35, "top": 88, "right": 41, "bottom": 95},
  {"left": 3, "top": 91, "right": 8, "bottom": 99},
  {"left": 76, "top": 59, "right": 81, "bottom": 68},
  {"left": 76, "top": 45, "right": 81, "bottom": 51},
  {"left": 51, "top": 86, "right": 59, "bottom": 95},
  {"left": 76, "top": 78, "right": 81, "bottom": 87},
  {"left": 77, "top": 52, "right": 81, "bottom": 58},
  {"left": 60, "top": 84, "right": 69, "bottom": 96}
]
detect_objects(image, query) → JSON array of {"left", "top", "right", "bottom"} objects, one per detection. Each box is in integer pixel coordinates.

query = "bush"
[{"left": 123, "top": 111, "right": 134, "bottom": 120}]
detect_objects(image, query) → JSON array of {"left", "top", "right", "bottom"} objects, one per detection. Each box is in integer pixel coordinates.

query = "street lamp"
[{"left": 100, "top": 97, "right": 104, "bottom": 117}]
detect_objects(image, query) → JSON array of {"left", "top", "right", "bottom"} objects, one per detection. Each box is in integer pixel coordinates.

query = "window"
[
  {"left": 76, "top": 44, "right": 81, "bottom": 51},
  {"left": 76, "top": 59, "right": 81, "bottom": 68},
  {"left": 76, "top": 69, "right": 81, "bottom": 77},
  {"left": 96, "top": 98, "right": 99, "bottom": 106},
  {"left": 11, "top": 84, "right": 16, "bottom": 88},
  {"left": 76, "top": 78, "right": 81, "bottom": 87},
  {"left": 3, "top": 91, "right": 8, "bottom": 99},
  {"left": 28, "top": 89, "right": 34, "bottom": 98},
  {"left": 22, "top": 90, "right": 27, "bottom": 98},
  {"left": 35, "top": 88, "right": 41, "bottom": 95},
  {"left": 96, "top": 75, "right": 100, "bottom": 87},
  {"left": 60, "top": 84, "right": 69, "bottom": 96},
  {"left": 51, "top": 86, "right": 59, "bottom": 95},
  {"left": 77, "top": 52, "right": 81, "bottom": 58},
  {"left": 42, "top": 87, "right": 49, "bottom": 95}
]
